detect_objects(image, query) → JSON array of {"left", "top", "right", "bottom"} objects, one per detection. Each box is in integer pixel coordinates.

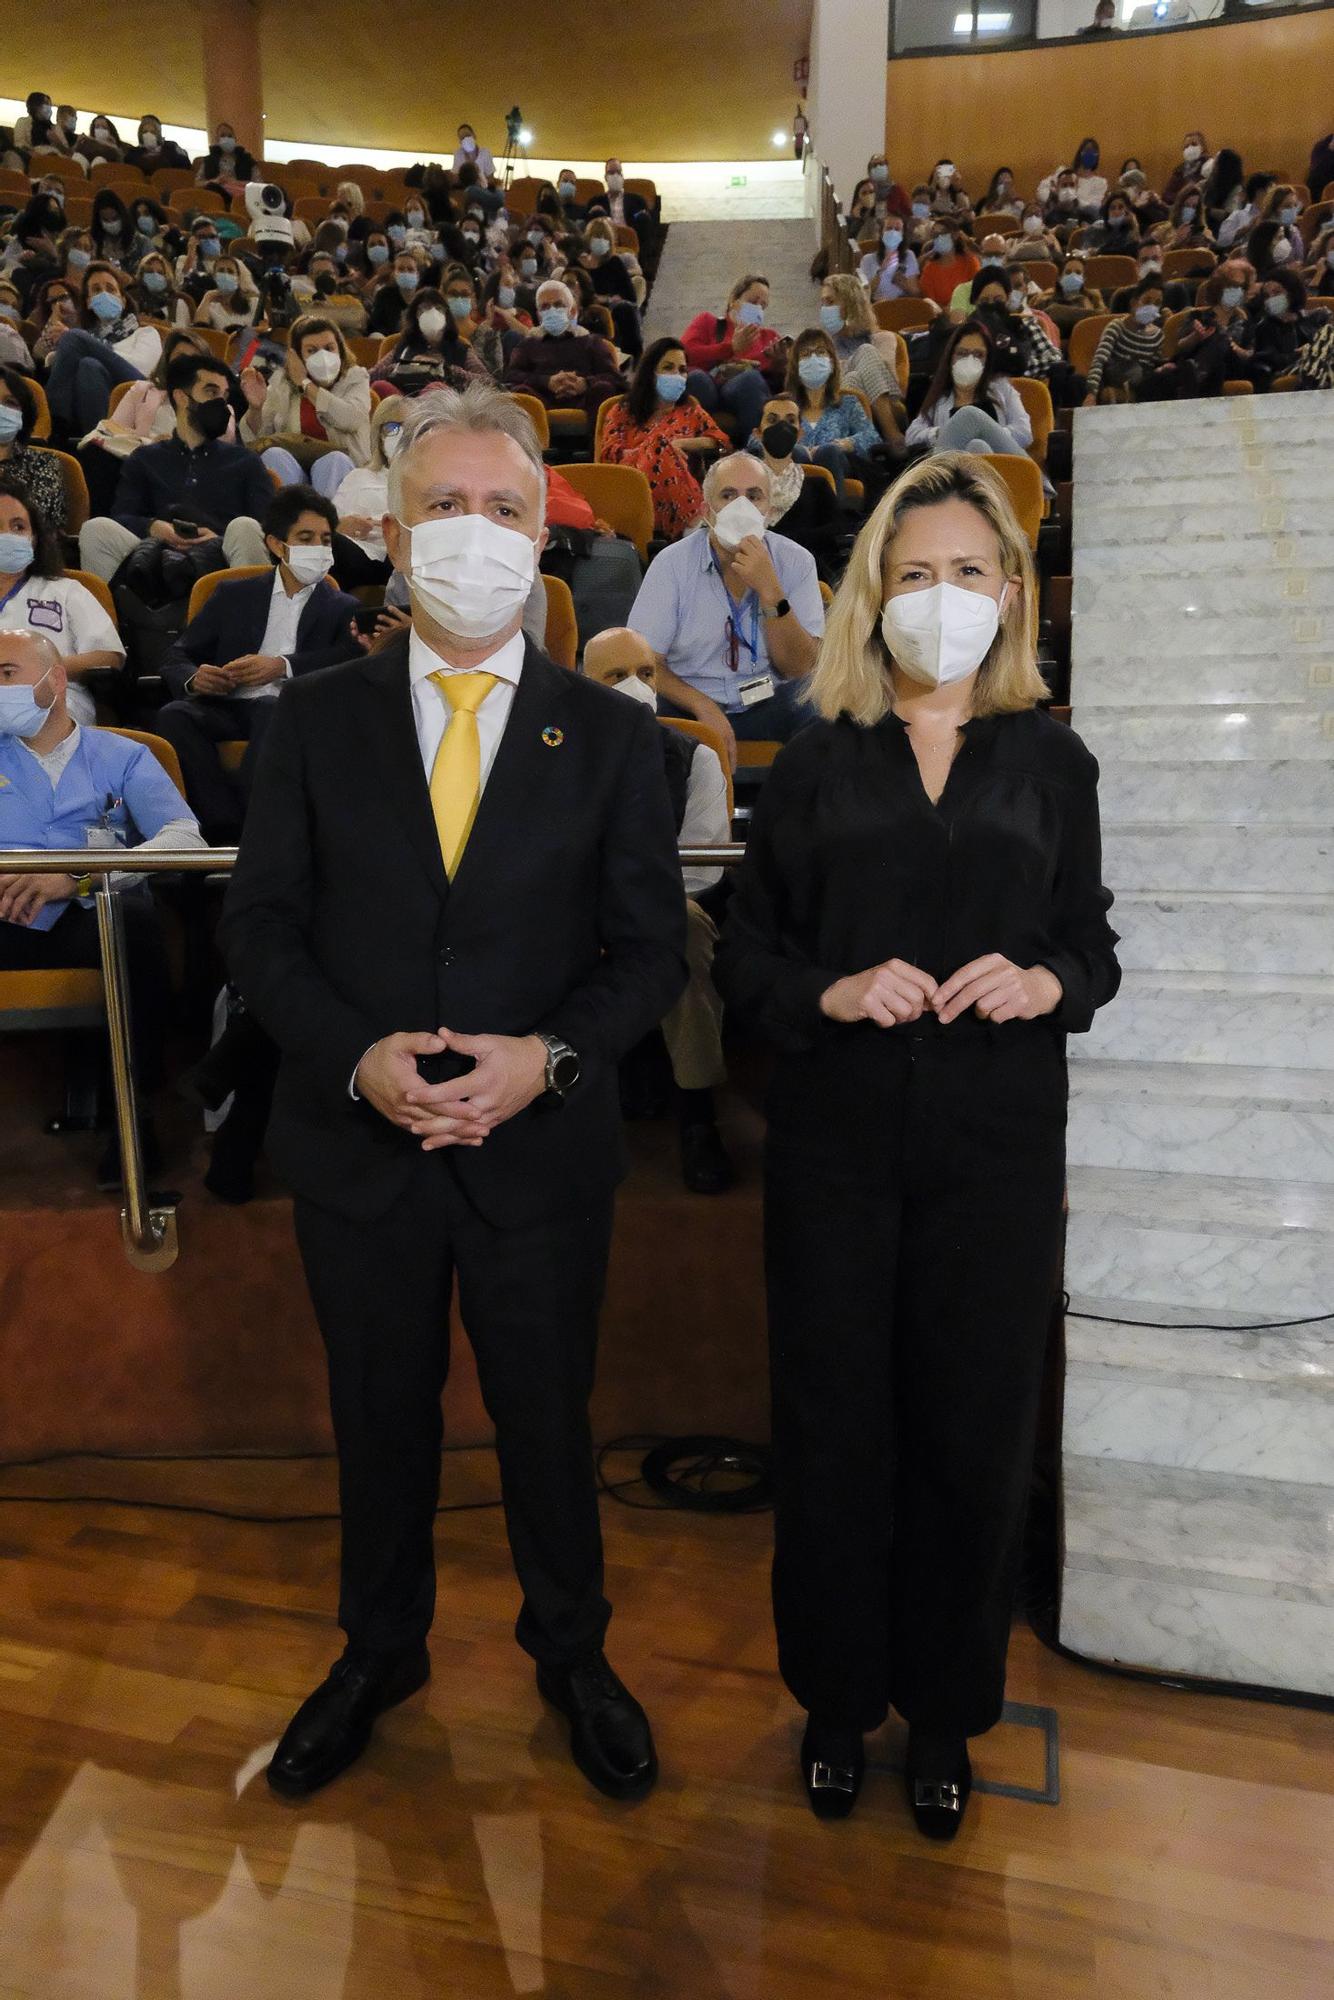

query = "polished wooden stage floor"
[{"left": 0, "top": 1452, "right": 1330, "bottom": 2000}]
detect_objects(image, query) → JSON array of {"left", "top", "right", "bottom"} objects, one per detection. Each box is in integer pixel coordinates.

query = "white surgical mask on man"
[
  {"left": 711, "top": 495, "right": 767, "bottom": 549},
  {"left": 607, "top": 672, "right": 657, "bottom": 711},
  {"left": 285, "top": 544, "right": 334, "bottom": 586},
  {"left": 880, "top": 581, "right": 1008, "bottom": 689},
  {"left": 399, "top": 513, "right": 537, "bottom": 639}
]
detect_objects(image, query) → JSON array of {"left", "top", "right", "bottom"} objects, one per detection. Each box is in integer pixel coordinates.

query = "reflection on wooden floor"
[{"left": 0, "top": 1452, "right": 1331, "bottom": 1999}]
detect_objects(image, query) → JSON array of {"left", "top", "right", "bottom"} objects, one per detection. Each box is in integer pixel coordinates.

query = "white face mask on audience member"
[
  {"left": 304, "top": 347, "right": 341, "bottom": 384},
  {"left": 711, "top": 496, "right": 767, "bottom": 549}
]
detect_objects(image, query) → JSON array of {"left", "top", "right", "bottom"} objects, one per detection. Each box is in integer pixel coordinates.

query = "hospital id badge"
[{"left": 737, "top": 674, "right": 773, "bottom": 708}]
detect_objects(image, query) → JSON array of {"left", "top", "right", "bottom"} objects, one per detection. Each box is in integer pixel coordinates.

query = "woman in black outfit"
[{"left": 714, "top": 453, "right": 1120, "bottom": 1841}]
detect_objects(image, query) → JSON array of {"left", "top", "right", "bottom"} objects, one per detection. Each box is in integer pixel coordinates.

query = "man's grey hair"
[
  {"left": 385, "top": 383, "right": 547, "bottom": 515},
  {"left": 534, "top": 277, "right": 576, "bottom": 311},
  {"left": 700, "top": 451, "right": 774, "bottom": 518}
]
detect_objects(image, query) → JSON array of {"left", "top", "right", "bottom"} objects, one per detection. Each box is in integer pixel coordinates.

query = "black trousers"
[
  {"left": 155, "top": 696, "right": 279, "bottom": 839},
  {"left": 293, "top": 1159, "right": 616, "bottom": 1667},
  {"left": 0, "top": 894, "right": 171, "bottom": 1090},
  {"left": 764, "top": 1024, "right": 1067, "bottom": 1738}
]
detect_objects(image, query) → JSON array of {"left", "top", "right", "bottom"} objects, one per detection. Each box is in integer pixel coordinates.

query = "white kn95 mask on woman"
[{"left": 880, "top": 581, "right": 1007, "bottom": 688}]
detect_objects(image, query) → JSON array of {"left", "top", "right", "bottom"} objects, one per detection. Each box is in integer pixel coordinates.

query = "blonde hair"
[
  {"left": 335, "top": 180, "right": 366, "bottom": 216},
  {"left": 807, "top": 452, "right": 1046, "bottom": 725},
  {"left": 824, "top": 272, "right": 875, "bottom": 338}
]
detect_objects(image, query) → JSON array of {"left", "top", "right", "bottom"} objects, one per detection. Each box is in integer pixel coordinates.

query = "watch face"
[{"left": 550, "top": 1048, "right": 580, "bottom": 1091}]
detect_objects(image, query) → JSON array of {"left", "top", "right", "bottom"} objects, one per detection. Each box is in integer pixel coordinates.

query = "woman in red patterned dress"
[{"left": 599, "top": 337, "right": 728, "bottom": 539}]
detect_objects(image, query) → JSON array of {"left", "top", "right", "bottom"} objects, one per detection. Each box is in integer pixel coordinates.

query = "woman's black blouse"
[{"left": 714, "top": 705, "right": 1120, "bottom": 1055}]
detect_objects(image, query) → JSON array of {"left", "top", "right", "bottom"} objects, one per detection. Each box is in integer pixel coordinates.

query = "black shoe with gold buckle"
[
  {"left": 800, "top": 1716, "right": 865, "bottom": 1820},
  {"left": 905, "top": 1730, "right": 972, "bottom": 1840}
]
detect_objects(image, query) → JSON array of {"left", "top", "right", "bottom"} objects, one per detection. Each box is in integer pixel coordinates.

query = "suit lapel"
[
  {"left": 446, "top": 642, "right": 573, "bottom": 910},
  {"left": 358, "top": 635, "right": 450, "bottom": 903}
]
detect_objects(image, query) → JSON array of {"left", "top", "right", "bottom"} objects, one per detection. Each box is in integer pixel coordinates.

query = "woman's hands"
[{"left": 820, "top": 955, "right": 1063, "bottom": 1028}]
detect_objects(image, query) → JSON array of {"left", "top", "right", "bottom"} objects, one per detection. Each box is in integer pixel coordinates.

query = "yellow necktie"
[{"left": 428, "top": 670, "right": 499, "bottom": 877}]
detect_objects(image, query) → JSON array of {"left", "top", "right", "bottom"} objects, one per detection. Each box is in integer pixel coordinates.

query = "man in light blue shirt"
[
  {"left": 0, "top": 630, "right": 204, "bottom": 1185},
  {"left": 627, "top": 453, "right": 824, "bottom": 767}
]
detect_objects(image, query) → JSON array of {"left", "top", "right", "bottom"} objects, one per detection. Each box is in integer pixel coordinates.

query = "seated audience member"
[
  {"left": 240, "top": 314, "right": 372, "bottom": 493},
  {"left": 377, "top": 286, "right": 481, "bottom": 396},
  {"left": 193, "top": 249, "right": 260, "bottom": 333},
  {"left": 125, "top": 195, "right": 169, "bottom": 263},
  {"left": 0, "top": 629, "right": 205, "bottom": 1185},
  {"left": 918, "top": 223, "right": 980, "bottom": 310},
  {"left": 0, "top": 286, "right": 36, "bottom": 373},
  {"left": 156, "top": 485, "right": 359, "bottom": 839},
  {"left": 599, "top": 339, "right": 728, "bottom": 540},
  {"left": 1012, "top": 201, "right": 1064, "bottom": 263},
  {"left": 75, "top": 112, "right": 124, "bottom": 169},
  {"left": 0, "top": 480, "right": 124, "bottom": 723},
  {"left": 76, "top": 328, "right": 215, "bottom": 516},
  {"left": 45, "top": 265, "right": 164, "bottom": 437},
  {"left": 175, "top": 216, "right": 229, "bottom": 307},
  {"left": 1072, "top": 138, "right": 1108, "bottom": 217},
  {"left": 128, "top": 249, "right": 189, "bottom": 327},
  {"left": 583, "top": 627, "right": 734, "bottom": 1195},
  {"left": 478, "top": 267, "right": 534, "bottom": 360},
  {"left": 818, "top": 276, "right": 906, "bottom": 445},
  {"left": 452, "top": 124, "right": 496, "bottom": 181},
  {"left": 681, "top": 274, "right": 788, "bottom": 439},
  {"left": 1303, "top": 223, "right": 1334, "bottom": 297},
  {"left": 366, "top": 251, "right": 424, "bottom": 336},
  {"left": 1239, "top": 271, "right": 1319, "bottom": 390},
  {"left": 859, "top": 220, "right": 921, "bottom": 303},
  {"left": 627, "top": 451, "right": 823, "bottom": 761},
  {"left": 980, "top": 165, "right": 1023, "bottom": 216},
  {"left": 1083, "top": 276, "right": 1166, "bottom": 403},
  {"left": 196, "top": 122, "right": 255, "bottom": 189},
  {"left": 439, "top": 266, "right": 508, "bottom": 379},
  {"left": 124, "top": 114, "right": 191, "bottom": 174},
  {"left": 90, "top": 192, "right": 134, "bottom": 271},
  {"left": 1245, "top": 218, "right": 1300, "bottom": 285},
  {"left": 1162, "top": 131, "right": 1208, "bottom": 206},
  {"left": 904, "top": 320, "right": 1033, "bottom": 458},
  {"left": 1118, "top": 164, "right": 1168, "bottom": 234},
  {"left": 868, "top": 154, "right": 912, "bottom": 220},
  {"left": 1163, "top": 186, "right": 1215, "bottom": 254},
  {"left": 504, "top": 280, "right": 622, "bottom": 419},
  {"left": 1295, "top": 315, "right": 1334, "bottom": 391},
  {"left": 748, "top": 394, "right": 845, "bottom": 581},
  {"left": 1199, "top": 148, "right": 1245, "bottom": 233},
  {"left": 0, "top": 367, "right": 69, "bottom": 532},
  {"left": 971, "top": 268, "right": 1070, "bottom": 401},
  {"left": 578, "top": 220, "right": 642, "bottom": 358},
  {"left": 949, "top": 236, "right": 1011, "bottom": 312},
  {"left": 1084, "top": 191, "right": 1141, "bottom": 257},
  {"left": 1308, "top": 120, "right": 1334, "bottom": 204},
  {"left": 927, "top": 159, "right": 973, "bottom": 222},
  {"left": 1150, "top": 263, "right": 1256, "bottom": 400},
  {"left": 845, "top": 178, "right": 880, "bottom": 244},
  {"left": 28, "top": 281, "right": 80, "bottom": 371},
  {"left": 330, "top": 396, "right": 406, "bottom": 587},
  {"left": 1216, "top": 171, "right": 1276, "bottom": 251},
  {"left": 79, "top": 351, "right": 272, "bottom": 581},
  {"left": 783, "top": 329, "right": 880, "bottom": 505}
]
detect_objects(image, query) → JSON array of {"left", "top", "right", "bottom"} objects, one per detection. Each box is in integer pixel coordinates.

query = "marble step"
[
  {"left": 1102, "top": 823, "right": 1332, "bottom": 893},
  {"left": 1094, "top": 759, "right": 1334, "bottom": 826},
  {"left": 1062, "top": 1318, "right": 1331, "bottom": 1486},
  {"left": 1081, "top": 970, "right": 1334, "bottom": 1068},
  {"left": 1112, "top": 891, "right": 1334, "bottom": 976},
  {"left": 1067, "top": 1059, "right": 1334, "bottom": 1184},
  {"left": 1075, "top": 502, "right": 1331, "bottom": 548},
  {"left": 1061, "top": 1454, "right": 1334, "bottom": 1595},
  {"left": 1071, "top": 603, "right": 1334, "bottom": 667},
  {"left": 1059, "top": 1456, "right": 1334, "bottom": 1696},
  {"left": 1072, "top": 653, "right": 1329, "bottom": 708},
  {"left": 1069, "top": 562, "right": 1334, "bottom": 620},
  {"left": 1065, "top": 1165, "right": 1334, "bottom": 1321},
  {"left": 1075, "top": 706, "right": 1332, "bottom": 763}
]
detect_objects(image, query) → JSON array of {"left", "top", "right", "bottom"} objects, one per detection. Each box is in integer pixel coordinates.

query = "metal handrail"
[{"left": 1, "top": 843, "right": 748, "bottom": 1269}]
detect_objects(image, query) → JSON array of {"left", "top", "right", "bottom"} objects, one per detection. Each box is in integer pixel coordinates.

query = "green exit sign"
[{"left": 730, "top": 175, "right": 748, "bottom": 186}]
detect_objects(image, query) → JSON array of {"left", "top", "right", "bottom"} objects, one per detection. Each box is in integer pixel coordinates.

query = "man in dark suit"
[
  {"left": 219, "top": 384, "right": 687, "bottom": 1805},
  {"left": 156, "top": 484, "right": 360, "bottom": 838}
]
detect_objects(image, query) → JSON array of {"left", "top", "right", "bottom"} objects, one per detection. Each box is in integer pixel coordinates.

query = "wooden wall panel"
[{"left": 883, "top": 12, "right": 1334, "bottom": 198}]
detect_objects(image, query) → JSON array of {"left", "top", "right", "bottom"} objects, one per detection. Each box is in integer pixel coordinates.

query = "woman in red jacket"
[{"left": 681, "top": 273, "right": 789, "bottom": 440}]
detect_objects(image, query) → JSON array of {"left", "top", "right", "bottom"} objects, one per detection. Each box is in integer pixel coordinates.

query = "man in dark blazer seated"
[
  {"left": 155, "top": 484, "right": 360, "bottom": 839},
  {"left": 219, "top": 384, "right": 687, "bottom": 1804}
]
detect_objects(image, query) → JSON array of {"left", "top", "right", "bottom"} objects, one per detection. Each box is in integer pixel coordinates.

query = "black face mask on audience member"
[{"left": 761, "top": 419, "right": 799, "bottom": 459}]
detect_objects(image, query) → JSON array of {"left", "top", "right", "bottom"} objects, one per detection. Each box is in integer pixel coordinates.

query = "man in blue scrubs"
[{"left": 0, "top": 631, "right": 205, "bottom": 1184}]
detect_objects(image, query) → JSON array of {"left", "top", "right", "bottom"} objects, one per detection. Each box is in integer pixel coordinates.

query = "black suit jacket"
[
  {"left": 161, "top": 572, "right": 361, "bottom": 700},
  {"left": 219, "top": 634, "right": 688, "bottom": 1225}
]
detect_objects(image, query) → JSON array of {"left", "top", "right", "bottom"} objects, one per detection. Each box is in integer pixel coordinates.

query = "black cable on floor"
[
  {"left": 597, "top": 1434, "right": 772, "bottom": 1512},
  {"left": 1063, "top": 1292, "right": 1333, "bottom": 1334}
]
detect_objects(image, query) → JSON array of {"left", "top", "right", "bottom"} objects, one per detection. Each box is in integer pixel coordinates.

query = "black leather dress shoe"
[
  {"left": 536, "top": 1651, "right": 658, "bottom": 1800},
  {"left": 800, "top": 1716, "right": 865, "bottom": 1820},
  {"left": 266, "top": 1647, "right": 430, "bottom": 1800},
  {"left": 905, "top": 1728, "right": 972, "bottom": 1840}
]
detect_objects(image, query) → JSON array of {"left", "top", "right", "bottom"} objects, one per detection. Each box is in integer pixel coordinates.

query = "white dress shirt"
[
  {"left": 408, "top": 623, "right": 526, "bottom": 786},
  {"left": 239, "top": 569, "right": 312, "bottom": 701}
]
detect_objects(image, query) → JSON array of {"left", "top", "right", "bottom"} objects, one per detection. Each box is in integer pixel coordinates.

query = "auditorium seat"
[
  {"left": 186, "top": 565, "right": 271, "bottom": 622},
  {"left": 1069, "top": 312, "right": 1120, "bottom": 376},
  {"left": 1013, "top": 376, "right": 1054, "bottom": 465},
  {"left": 1082, "top": 254, "right": 1138, "bottom": 294},
  {"left": 874, "top": 298, "right": 933, "bottom": 335},
  {"left": 30, "top": 447, "right": 89, "bottom": 533},
  {"left": 979, "top": 453, "right": 1045, "bottom": 549},
  {"left": 506, "top": 392, "right": 550, "bottom": 449},
  {"left": 554, "top": 461, "right": 654, "bottom": 560},
  {"left": 660, "top": 716, "right": 734, "bottom": 817},
  {"left": 541, "top": 573, "right": 578, "bottom": 668}
]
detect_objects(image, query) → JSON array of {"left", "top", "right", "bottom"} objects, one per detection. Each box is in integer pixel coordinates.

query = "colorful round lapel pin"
[{"left": 542, "top": 725, "right": 565, "bottom": 748}]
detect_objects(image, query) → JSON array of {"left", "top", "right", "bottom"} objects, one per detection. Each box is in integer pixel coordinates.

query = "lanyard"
[{"left": 712, "top": 556, "right": 761, "bottom": 673}]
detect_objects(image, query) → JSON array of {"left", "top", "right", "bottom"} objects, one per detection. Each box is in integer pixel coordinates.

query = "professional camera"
[
  {"left": 243, "top": 180, "right": 294, "bottom": 252},
  {"left": 505, "top": 106, "right": 523, "bottom": 146}
]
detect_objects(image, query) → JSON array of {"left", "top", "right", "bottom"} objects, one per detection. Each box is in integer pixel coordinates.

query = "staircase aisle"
[
  {"left": 1058, "top": 393, "right": 1334, "bottom": 1698},
  {"left": 643, "top": 217, "right": 819, "bottom": 346}
]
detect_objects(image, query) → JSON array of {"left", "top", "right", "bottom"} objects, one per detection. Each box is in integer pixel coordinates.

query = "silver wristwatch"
[{"left": 538, "top": 1033, "right": 580, "bottom": 1097}]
